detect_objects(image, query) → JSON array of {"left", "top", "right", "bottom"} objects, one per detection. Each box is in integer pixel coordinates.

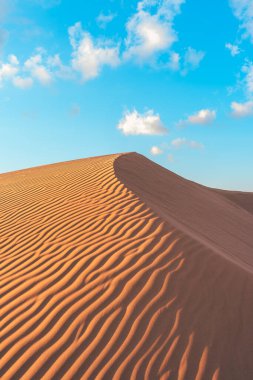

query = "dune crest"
[{"left": 1, "top": 153, "right": 253, "bottom": 380}]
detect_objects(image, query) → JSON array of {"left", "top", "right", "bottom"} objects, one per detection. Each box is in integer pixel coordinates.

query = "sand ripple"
[{"left": 1, "top": 153, "right": 253, "bottom": 379}]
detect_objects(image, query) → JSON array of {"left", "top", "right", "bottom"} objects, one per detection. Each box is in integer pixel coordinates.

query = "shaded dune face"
[
  {"left": 213, "top": 189, "right": 253, "bottom": 216},
  {"left": 0, "top": 153, "right": 253, "bottom": 380}
]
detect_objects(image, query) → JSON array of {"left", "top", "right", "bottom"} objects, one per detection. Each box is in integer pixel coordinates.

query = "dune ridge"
[{"left": 1, "top": 152, "right": 253, "bottom": 379}]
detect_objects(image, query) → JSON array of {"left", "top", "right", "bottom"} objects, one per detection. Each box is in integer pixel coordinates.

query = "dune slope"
[
  {"left": 213, "top": 189, "right": 253, "bottom": 215},
  {"left": 1, "top": 152, "right": 253, "bottom": 380},
  {"left": 115, "top": 153, "right": 253, "bottom": 272}
]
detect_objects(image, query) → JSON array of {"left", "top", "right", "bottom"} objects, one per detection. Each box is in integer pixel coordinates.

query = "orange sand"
[{"left": 1, "top": 152, "right": 253, "bottom": 379}]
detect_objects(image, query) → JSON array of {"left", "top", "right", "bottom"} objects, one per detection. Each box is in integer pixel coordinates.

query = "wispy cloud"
[
  {"left": 177, "top": 109, "right": 216, "bottom": 127},
  {"left": 231, "top": 100, "right": 253, "bottom": 117},
  {"left": 225, "top": 42, "right": 240, "bottom": 56},
  {"left": 47, "top": 54, "right": 73, "bottom": 79},
  {"left": 181, "top": 47, "right": 205, "bottom": 75},
  {"left": 171, "top": 137, "right": 204, "bottom": 149},
  {"left": 12, "top": 76, "right": 33, "bottom": 89},
  {"left": 229, "top": 0, "right": 253, "bottom": 42},
  {"left": 241, "top": 59, "right": 253, "bottom": 94},
  {"left": 117, "top": 109, "right": 167, "bottom": 135},
  {"left": 168, "top": 51, "right": 180, "bottom": 71},
  {"left": 97, "top": 12, "right": 116, "bottom": 28}
]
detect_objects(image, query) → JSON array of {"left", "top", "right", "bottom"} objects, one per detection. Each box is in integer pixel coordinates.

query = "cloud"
[
  {"left": 181, "top": 47, "right": 205, "bottom": 75},
  {"left": 117, "top": 109, "right": 167, "bottom": 135},
  {"left": 0, "top": 55, "right": 34, "bottom": 89},
  {"left": 229, "top": 0, "right": 253, "bottom": 42},
  {"left": 171, "top": 137, "right": 204, "bottom": 149},
  {"left": 178, "top": 109, "right": 216, "bottom": 126},
  {"left": 231, "top": 100, "right": 253, "bottom": 117},
  {"left": 188, "top": 109, "right": 216, "bottom": 124},
  {"left": 8, "top": 54, "right": 19, "bottom": 65},
  {"left": 124, "top": 0, "right": 184, "bottom": 62},
  {"left": 47, "top": 54, "right": 73, "bottom": 79},
  {"left": 0, "top": 55, "right": 19, "bottom": 86},
  {"left": 225, "top": 42, "right": 240, "bottom": 56},
  {"left": 150, "top": 146, "right": 163, "bottom": 155},
  {"left": 24, "top": 54, "right": 52, "bottom": 85},
  {"left": 13, "top": 76, "right": 33, "bottom": 89},
  {"left": 167, "top": 47, "right": 205, "bottom": 74},
  {"left": 241, "top": 60, "right": 253, "bottom": 94},
  {"left": 0, "top": 51, "right": 62, "bottom": 89},
  {"left": 69, "top": 22, "right": 120, "bottom": 81},
  {"left": 168, "top": 51, "right": 180, "bottom": 70},
  {"left": 97, "top": 12, "right": 116, "bottom": 28},
  {"left": 0, "top": 63, "right": 18, "bottom": 82}
]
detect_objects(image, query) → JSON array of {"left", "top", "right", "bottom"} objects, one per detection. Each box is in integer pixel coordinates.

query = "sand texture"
[{"left": 1, "top": 152, "right": 253, "bottom": 380}]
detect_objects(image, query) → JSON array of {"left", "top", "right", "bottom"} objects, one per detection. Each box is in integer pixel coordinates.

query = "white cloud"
[
  {"left": 0, "top": 55, "right": 19, "bottom": 85},
  {"left": 0, "top": 63, "right": 18, "bottom": 82},
  {"left": 0, "top": 51, "right": 57, "bottom": 89},
  {"left": 25, "top": 54, "right": 52, "bottom": 85},
  {"left": 97, "top": 12, "right": 116, "bottom": 28},
  {"left": 225, "top": 42, "right": 240, "bottom": 56},
  {"left": 117, "top": 109, "right": 167, "bottom": 135},
  {"left": 188, "top": 109, "right": 216, "bottom": 124},
  {"left": 150, "top": 146, "right": 163, "bottom": 155},
  {"left": 124, "top": 0, "right": 184, "bottom": 62},
  {"left": 231, "top": 100, "right": 253, "bottom": 117},
  {"left": 69, "top": 22, "right": 120, "bottom": 81},
  {"left": 229, "top": 0, "right": 253, "bottom": 42},
  {"left": 12, "top": 76, "right": 33, "bottom": 89},
  {"left": 178, "top": 109, "right": 216, "bottom": 127},
  {"left": 181, "top": 47, "right": 205, "bottom": 74},
  {"left": 171, "top": 137, "right": 204, "bottom": 149}
]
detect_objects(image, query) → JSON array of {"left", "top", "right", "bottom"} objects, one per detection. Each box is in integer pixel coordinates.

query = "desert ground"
[{"left": 1, "top": 152, "right": 253, "bottom": 379}]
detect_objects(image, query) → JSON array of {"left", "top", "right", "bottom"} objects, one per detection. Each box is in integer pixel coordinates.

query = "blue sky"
[{"left": 0, "top": 0, "right": 253, "bottom": 190}]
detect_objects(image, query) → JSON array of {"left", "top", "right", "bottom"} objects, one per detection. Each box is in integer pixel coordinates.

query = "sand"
[{"left": 1, "top": 152, "right": 253, "bottom": 380}]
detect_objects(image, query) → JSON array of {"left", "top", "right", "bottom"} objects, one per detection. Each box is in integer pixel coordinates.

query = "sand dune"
[
  {"left": 1, "top": 152, "right": 253, "bottom": 380},
  {"left": 213, "top": 189, "right": 253, "bottom": 215}
]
